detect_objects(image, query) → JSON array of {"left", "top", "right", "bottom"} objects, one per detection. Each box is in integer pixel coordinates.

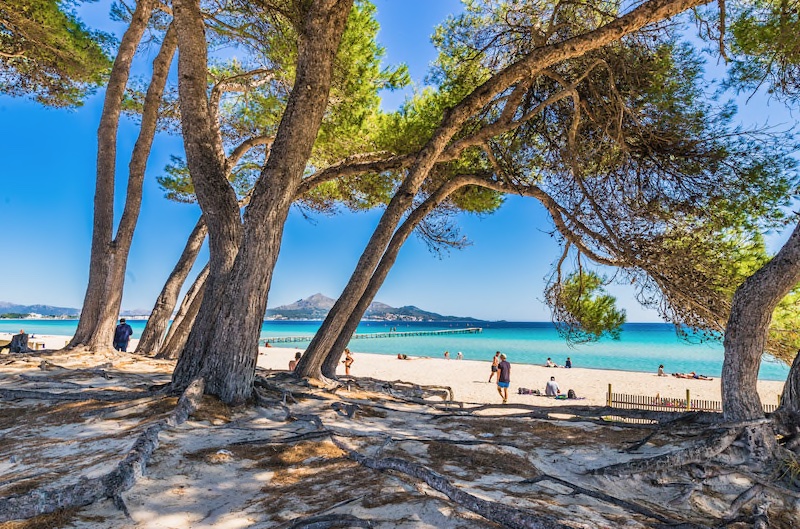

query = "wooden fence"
[{"left": 607, "top": 384, "right": 779, "bottom": 414}]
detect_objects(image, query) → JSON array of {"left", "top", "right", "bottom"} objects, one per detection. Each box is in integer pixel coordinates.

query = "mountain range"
[
  {"left": 266, "top": 293, "right": 479, "bottom": 322},
  {"left": 0, "top": 294, "right": 479, "bottom": 322}
]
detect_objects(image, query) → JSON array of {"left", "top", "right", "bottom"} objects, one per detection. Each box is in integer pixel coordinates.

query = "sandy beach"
[
  {"left": 1, "top": 333, "right": 795, "bottom": 527},
  {"left": 1, "top": 332, "right": 784, "bottom": 407},
  {"left": 256, "top": 345, "right": 785, "bottom": 409}
]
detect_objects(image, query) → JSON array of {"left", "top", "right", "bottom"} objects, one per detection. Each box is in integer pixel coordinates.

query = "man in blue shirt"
[{"left": 113, "top": 318, "right": 133, "bottom": 352}]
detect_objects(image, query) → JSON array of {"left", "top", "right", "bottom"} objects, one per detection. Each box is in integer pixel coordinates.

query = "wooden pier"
[{"left": 261, "top": 327, "right": 482, "bottom": 345}]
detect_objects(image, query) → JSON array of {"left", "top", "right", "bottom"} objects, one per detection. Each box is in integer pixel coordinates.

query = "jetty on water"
[{"left": 261, "top": 327, "right": 482, "bottom": 345}]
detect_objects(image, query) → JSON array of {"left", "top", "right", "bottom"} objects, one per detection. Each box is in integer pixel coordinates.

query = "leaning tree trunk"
[
  {"left": 318, "top": 175, "right": 480, "bottom": 378},
  {"left": 773, "top": 351, "right": 800, "bottom": 445},
  {"left": 69, "top": 9, "right": 174, "bottom": 350},
  {"left": 157, "top": 264, "right": 209, "bottom": 360},
  {"left": 170, "top": 0, "right": 353, "bottom": 404},
  {"left": 723, "top": 222, "right": 800, "bottom": 422},
  {"left": 297, "top": 0, "right": 710, "bottom": 379},
  {"left": 135, "top": 216, "right": 207, "bottom": 355}
]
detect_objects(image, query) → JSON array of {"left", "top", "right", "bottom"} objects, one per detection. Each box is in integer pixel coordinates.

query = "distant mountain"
[
  {"left": 266, "top": 293, "right": 479, "bottom": 322},
  {"left": 0, "top": 302, "right": 79, "bottom": 318}
]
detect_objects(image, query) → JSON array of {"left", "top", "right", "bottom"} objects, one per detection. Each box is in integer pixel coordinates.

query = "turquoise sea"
[{"left": 0, "top": 319, "right": 789, "bottom": 381}]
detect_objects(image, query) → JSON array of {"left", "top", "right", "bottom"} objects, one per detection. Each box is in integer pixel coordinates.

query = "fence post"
[
  {"left": 686, "top": 389, "right": 691, "bottom": 411},
  {"left": 607, "top": 384, "right": 612, "bottom": 407}
]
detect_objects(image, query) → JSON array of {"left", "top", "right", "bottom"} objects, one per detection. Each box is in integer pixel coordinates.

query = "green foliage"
[
  {"left": 429, "top": 1, "right": 799, "bottom": 349},
  {"left": 0, "top": 0, "right": 112, "bottom": 106},
  {"left": 726, "top": 0, "right": 800, "bottom": 103},
  {"left": 0, "top": 313, "right": 29, "bottom": 319},
  {"left": 769, "top": 286, "right": 800, "bottom": 363},
  {"left": 548, "top": 272, "right": 626, "bottom": 342},
  {"left": 158, "top": 0, "right": 412, "bottom": 211}
]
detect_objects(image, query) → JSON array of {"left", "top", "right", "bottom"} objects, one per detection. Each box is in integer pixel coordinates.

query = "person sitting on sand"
[
  {"left": 545, "top": 376, "right": 560, "bottom": 396},
  {"left": 658, "top": 364, "right": 666, "bottom": 377},
  {"left": 289, "top": 351, "right": 301, "bottom": 370},
  {"left": 545, "top": 357, "right": 556, "bottom": 368},
  {"left": 565, "top": 357, "right": 572, "bottom": 368}
]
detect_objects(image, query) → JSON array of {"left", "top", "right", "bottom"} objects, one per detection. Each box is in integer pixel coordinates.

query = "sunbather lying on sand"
[{"left": 672, "top": 372, "right": 713, "bottom": 380}]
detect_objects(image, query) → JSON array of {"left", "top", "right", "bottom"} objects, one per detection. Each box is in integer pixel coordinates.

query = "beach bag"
[{"left": 567, "top": 389, "right": 577, "bottom": 399}]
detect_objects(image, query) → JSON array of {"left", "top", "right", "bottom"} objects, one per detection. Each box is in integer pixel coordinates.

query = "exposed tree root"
[
  {"left": 521, "top": 474, "right": 708, "bottom": 528},
  {"left": 351, "top": 376, "right": 454, "bottom": 403},
  {"left": 328, "top": 436, "right": 569, "bottom": 529},
  {"left": 283, "top": 513, "right": 374, "bottom": 528},
  {"left": 0, "top": 378, "right": 204, "bottom": 523},
  {"left": 589, "top": 428, "right": 739, "bottom": 476},
  {"left": 725, "top": 484, "right": 764, "bottom": 520},
  {"left": 0, "top": 387, "right": 157, "bottom": 402}
]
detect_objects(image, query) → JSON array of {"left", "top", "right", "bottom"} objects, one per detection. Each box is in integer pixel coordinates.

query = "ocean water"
[{"left": 1, "top": 319, "right": 789, "bottom": 381}]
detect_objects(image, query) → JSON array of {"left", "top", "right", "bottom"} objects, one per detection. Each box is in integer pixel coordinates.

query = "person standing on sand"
[
  {"left": 488, "top": 351, "right": 500, "bottom": 382},
  {"left": 342, "top": 349, "right": 354, "bottom": 375},
  {"left": 496, "top": 353, "right": 511, "bottom": 404},
  {"left": 113, "top": 318, "right": 133, "bottom": 352}
]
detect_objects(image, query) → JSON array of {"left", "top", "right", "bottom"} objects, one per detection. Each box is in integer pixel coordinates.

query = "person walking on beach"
[
  {"left": 496, "top": 353, "right": 511, "bottom": 404},
  {"left": 488, "top": 351, "right": 501, "bottom": 382},
  {"left": 545, "top": 376, "right": 560, "bottom": 396},
  {"left": 342, "top": 349, "right": 354, "bottom": 375},
  {"left": 113, "top": 318, "right": 133, "bottom": 352}
]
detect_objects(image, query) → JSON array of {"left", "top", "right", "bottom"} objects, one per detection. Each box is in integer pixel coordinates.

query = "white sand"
[
  {"left": 258, "top": 346, "right": 785, "bottom": 408},
  {"left": 2, "top": 333, "right": 783, "bottom": 408}
]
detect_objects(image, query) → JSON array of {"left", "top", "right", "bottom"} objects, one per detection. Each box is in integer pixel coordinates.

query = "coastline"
[
  {"left": 256, "top": 345, "right": 784, "bottom": 409},
  {"left": 2, "top": 332, "right": 784, "bottom": 408}
]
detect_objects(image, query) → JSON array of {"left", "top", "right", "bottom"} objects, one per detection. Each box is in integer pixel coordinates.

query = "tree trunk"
[
  {"left": 168, "top": 0, "right": 244, "bottom": 384},
  {"left": 297, "top": 0, "right": 710, "bottom": 378},
  {"left": 69, "top": 9, "right": 174, "bottom": 351},
  {"left": 135, "top": 216, "right": 207, "bottom": 355},
  {"left": 774, "top": 351, "right": 800, "bottom": 443},
  {"left": 170, "top": 0, "right": 354, "bottom": 404},
  {"left": 723, "top": 222, "right": 800, "bottom": 422},
  {"left": 157, "top": 263, "right": 209, "bottom": 360},
  {"left": 316, "top": 176, "right": 480, "bottom": 378}
]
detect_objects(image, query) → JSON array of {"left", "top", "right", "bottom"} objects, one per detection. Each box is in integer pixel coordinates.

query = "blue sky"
[{"left": 0, "top": 1, "right": 793, "bottom": 321}]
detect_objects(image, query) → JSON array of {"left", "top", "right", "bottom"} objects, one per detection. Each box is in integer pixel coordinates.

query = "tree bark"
[
  {"left": 315, "top": 175, "right": 482, "bottom": 378},
  {"left": 296, "top": 0, "right": 711, "bottom": 379},
  {"left": 170, "top": 0, "right": 354, "bottom": 404},
  {"left": 774, "top": 352, "right": 800, "bottom": 442},
  {"left": 157, "top": 263, "right": 209, "bottom": 360},
  {"left": 135, "top": 216, "right": 207, "bottom": 355},
  {"left": 69, "top": 8, "right": 173, "bottom": 350},
  {"left": 723, "top": 222, "right": 800, "bottom": 422}
]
